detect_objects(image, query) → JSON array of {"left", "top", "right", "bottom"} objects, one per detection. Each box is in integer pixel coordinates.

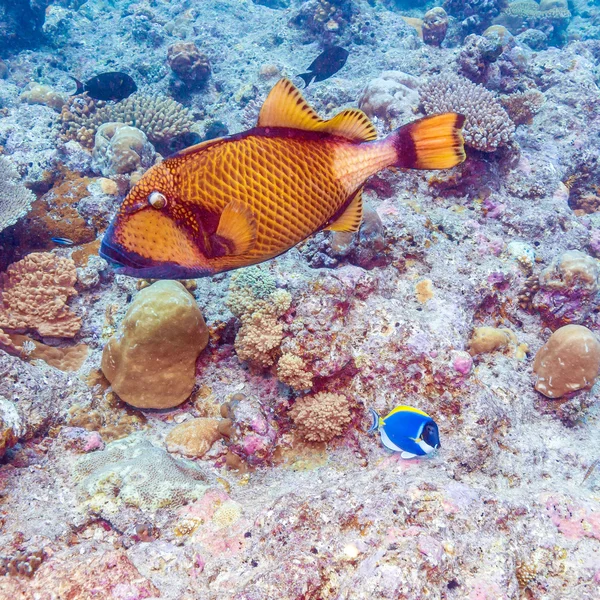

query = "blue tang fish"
[{"left": 368, "top": 405, "right": 441, "bottom": 459}]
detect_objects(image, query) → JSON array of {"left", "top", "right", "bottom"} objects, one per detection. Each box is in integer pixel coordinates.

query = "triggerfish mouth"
[
  {"left": 368, "top": 405, "right": 441, "bottom": 459},
  {"left": 100, "top": 78, "right": 465, "bottom": 279}
]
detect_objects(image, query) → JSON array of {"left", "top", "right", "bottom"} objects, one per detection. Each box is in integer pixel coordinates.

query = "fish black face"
[{"left": 422, "top": 421, "right": 440, "bottom": 449}]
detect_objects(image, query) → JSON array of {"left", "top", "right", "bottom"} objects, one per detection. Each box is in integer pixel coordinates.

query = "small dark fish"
[
  {"left": 51, "top": 237, "right": 74, "bottom": 246},
  {"left": 298, "top": 46, "right": 349, "bottom": 88},
  {"left": 70, "top": 72, "right": 137, "bottom": 102}
]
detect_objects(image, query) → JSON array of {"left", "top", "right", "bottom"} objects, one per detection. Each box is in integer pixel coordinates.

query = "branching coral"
[
  {"left": 60, "top": 94, "right": 196, "bottom": 151},
  {"left": 420, "top": 74, "right": 515, "bottom": 151},
  {"left": 277, "top": 352, "right": 313, "bottom": 390},
  {"left": 226, "top": 267, "right": 291, "bottom": 368},
  {"left": 0, "top": 252, "right": 80, "bottom": 338},
  {"left": 289, "top": 392, "right": 352, "bottom": 443},
  {"left": 0, "top": 156, "right": 35, "bottom": 234}
]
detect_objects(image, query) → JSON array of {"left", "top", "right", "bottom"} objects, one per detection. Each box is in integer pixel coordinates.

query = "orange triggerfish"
[{"left": 100, "top": 78, "right": 466, "bottom": 278}]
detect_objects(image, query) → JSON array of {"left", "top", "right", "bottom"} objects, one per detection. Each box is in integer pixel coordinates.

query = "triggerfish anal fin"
[
  {"left": 214, "top": 200, "right": 257, "bottom": 256},
  {"left": 326, "top": 188, "right": 363, "bottom": 232},
  {"left": 257, "top": 79, "right": 377, "bottom": 142}
]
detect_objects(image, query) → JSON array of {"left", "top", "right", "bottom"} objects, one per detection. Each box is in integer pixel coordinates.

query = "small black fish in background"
[
  {"left": 70, "top": 72, "right": 137, "bottom": 102},
  {"left": 51, "top": 237, "right": 74, "bottom": 246},
  {"left": 298, "top": 46, "right": 349, "bottom": 88}
]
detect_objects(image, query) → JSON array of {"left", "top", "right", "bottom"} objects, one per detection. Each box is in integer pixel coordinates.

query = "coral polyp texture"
[
  {"left": 0, "top": 156, "right": 35, "bottom": 234},
  {"left": 101, "top": 280, "right": 209, "bottom": 409},
  {"left": 0, "top": 252, "right": 80, "bottom": 338},
  {"left": 289, "top": 391, "right": 353, "bottom": 443},
  {"left": 420, "top": 74, "right": 515, "bottom": 151},
  {"left": 533, "top": 325, "right": 600, "bottom": 398}
]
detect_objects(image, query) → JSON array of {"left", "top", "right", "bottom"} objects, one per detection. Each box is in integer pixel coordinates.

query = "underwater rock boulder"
[
  {"left": 533, "top": 325, "right": 600, "bottom": 399},
  {"left": 101, "top": 281, "right": 209, "bottom": 409}
]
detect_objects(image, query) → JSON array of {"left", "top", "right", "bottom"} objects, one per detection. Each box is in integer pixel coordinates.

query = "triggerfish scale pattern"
[{"left": 101, "top": 78, "right": 466, "bottom": 279}]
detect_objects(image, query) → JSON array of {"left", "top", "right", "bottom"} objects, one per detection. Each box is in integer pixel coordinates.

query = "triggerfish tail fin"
[
  {"left": 391, "top": 113, "right": 466, "bottom": 170},
  {"left": 69, "top": 75, "right": 85, "bottom": 96},
  {"left": 367, "top": 408, "right": 381, "bottom": 434}
]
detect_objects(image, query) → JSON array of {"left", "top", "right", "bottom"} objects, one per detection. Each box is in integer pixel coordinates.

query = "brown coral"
[
  {"left": 0, "top": 252, "right": 80, "bottom": 338},
  {"left": 533, "top": 325, "right": 600, "bottom": 399},
  {"left": 289, "top": 392, "right": 353, "bottom": 443},
  {"left": 420, "top": 74, "right": 515, "bottom": 151},
  {"left": 167, "top": 42, "right": 211, "bottom": 87},
  {"left": 277, "top": 352, "right": 313, "bottom": 390},
  {"left": 165, "top": 418, "right": 221, "bottom": 458}
]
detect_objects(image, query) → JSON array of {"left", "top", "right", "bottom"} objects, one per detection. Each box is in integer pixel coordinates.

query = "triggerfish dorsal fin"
[
  {"left": 325, "top": 188, "right": 363, "bottom": 232},
  {"left": 258, "top": 78, "right": 324, "bottom": 130},
  {"left": 258, "top": 79, "right": 377, "bottom": 142},
  {"left": 215, "top": 200, "right": 257, "bottom": 256},
  {"left": 318, "top": 109, "right": 377, "bottom": 142}
]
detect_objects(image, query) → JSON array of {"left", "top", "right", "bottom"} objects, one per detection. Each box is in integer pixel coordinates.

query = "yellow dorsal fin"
[
  {"left": 326, "top": 188, "right": 363, "bottom": 232},
  {"left": 215, "top": 200, "right": 257, "bottom": 256},
  {"left": 258, "top": 79, "right": 378, "bottom": 142},
  {"left": 317, "top": 109, "right": 378, "bottom": 142},
  {"left": 258, "top": 78, "right": 323, "bottom": 130}
]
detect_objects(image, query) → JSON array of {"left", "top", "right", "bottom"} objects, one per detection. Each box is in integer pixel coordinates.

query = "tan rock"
[
  {"left": 101, "top": 281, "right": 209, "bottom": 409},
  {"left": 533, "top": 325, "right": 600, "bottom": 398},
  {"left": 165, "top": 417, "right": 221, "bottom": 457}
]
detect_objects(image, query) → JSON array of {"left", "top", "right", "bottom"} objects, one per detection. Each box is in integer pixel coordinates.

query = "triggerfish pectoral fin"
[{"left": 214, "top": 200, "right": 257, "bottom": 256}]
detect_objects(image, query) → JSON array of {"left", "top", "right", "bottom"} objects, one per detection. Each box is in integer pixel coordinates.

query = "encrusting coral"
[
  {"left": 289, "top": 392, "right": 353, "bottom": 443},
  {"left": 420, "top": 74, "right": 515, "bottom": 151},
  {"left": 167, "top": 41, "right": 211, "bottom": 88},
  {"left": 101, "top": 281, "right": 209, "bottom": 409},
  {"left": 533, "top": 325, "right": 600, "bottom": 399},
  {"left": 0, "top": 252, "right": 80, "bottom": 338},
  {"left": 0, "top": 156, "right": 36, "bottom": 234},
  {"left": 74, "top": 435, "right": 211, "bottom": 513},
  {"left": 226, "top": 267, "right": 291, "bottom": 368},
  {"left": 166, "top": 418, "right": 222, "bottom": 458}
]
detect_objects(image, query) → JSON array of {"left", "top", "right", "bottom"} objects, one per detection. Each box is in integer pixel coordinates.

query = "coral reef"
[
  {"left": 289, "top": 392, "right": 353, "bottom": 443},
  {"left": 20, "top": 83, "right": 66, "bottom": 112},
  {"left": 226, "top": 267, "right": 291, "bottom": 368},
  {"left": 101, "top": 281, "right": 209, "bottom": 409},
  {"left": 533, "top": 325, "right": 600, "bottom": 398},
  {"left": 422, "top": 7, "right": 449, "bottom": 47},
  {"left": 60, "top": 94, "right": 197, "bottom": 153},
  {"left": 0, "top": 252, "right": 80, "bottom": 338},
  {"left": 443, "top": 0, "right": 508, "bottom": 34},
  {"left": 167, "top": 41, "right": 211, "bottom": 92},
  {"left": 277, "top": 352, "right": 314, "bottom": 390},
  {"left": 420, "top": 74, "right": 515, "bottom": 151},
  {"left": 166, "top": 417, "right": 222, "bottom": 458},
  {"left": 92, "top": 122, "right": 156, "bottom": 177},
  {"left": 0, "top": 156, "right": 35, "bottom": 234},
  {"left": 74, "top": 435, "right": 211, "bottom": 513}
]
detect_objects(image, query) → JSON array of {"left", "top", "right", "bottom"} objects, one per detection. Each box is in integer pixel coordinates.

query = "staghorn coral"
[
  {"left": 74, "top": 435, "right": 211, "bottom": 513},
  {"left": 420, "top": 74, "right": 515, "bottom": 151},
  {"left": 533, "top": 325, "right": 600, "bottom": 398},
  {"left": 0, "top": 156, "right": 35, "bottom": 234},
  {"left": 226, "top": 267, "right": 291, "bottom": 368},
  {"left": 102, "top": 281, "right": 209, "bottom": 409},
  {"left": 60, "top": 94, "right": 196, "bottom": 152},
  {"left": 277, "top": 352, "right": 314, "bottom": 390},
  {"left": 289, "top": 391, "right": 353, "bottom": 443},
  {"left": 0, "top": 252, "right": 80, "bottom": 338}
]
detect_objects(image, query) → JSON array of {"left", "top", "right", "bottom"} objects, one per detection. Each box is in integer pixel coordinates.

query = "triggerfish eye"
[
  {"left": 148, "top": 191, "right": 167, "bottom": 209},
  {"left": 368, "top": 405, "right": 441, "bottom": 459}
]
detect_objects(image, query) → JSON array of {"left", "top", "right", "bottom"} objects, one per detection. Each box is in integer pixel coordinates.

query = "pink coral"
[{"left": 0, "top": 252, "right": 80, "bottom": 338}]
